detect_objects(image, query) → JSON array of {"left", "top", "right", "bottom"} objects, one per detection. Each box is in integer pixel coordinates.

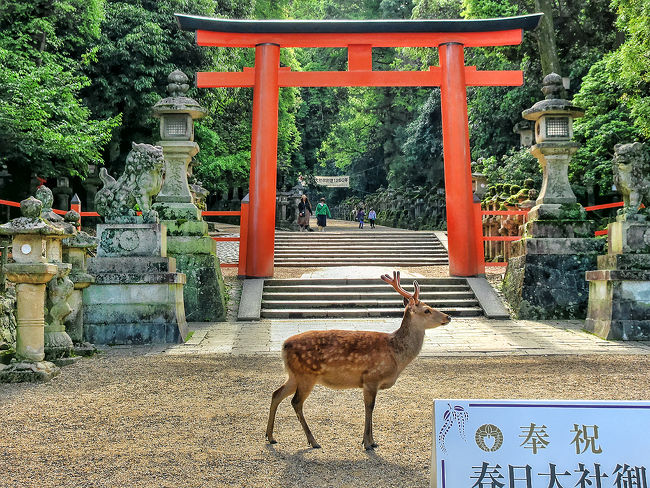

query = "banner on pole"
[
  {"left": 432, "top": 399, "right": 650, "bottom": 488},
  {"left": 298, "top": 175, "right": 350, "bottom": 188}
]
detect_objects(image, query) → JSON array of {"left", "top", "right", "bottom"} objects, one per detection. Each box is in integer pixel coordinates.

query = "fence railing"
[
  {"left": 479, "top": 201, "right": 628, "bottom": 268},
  {"left": 0, "top": 194, "right": 250, "bottom": 275}
]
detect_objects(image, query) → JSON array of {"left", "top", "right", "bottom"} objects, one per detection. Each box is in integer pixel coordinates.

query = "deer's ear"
[{"left": 403, "top": 297, "right": 409, "bottom": 307}]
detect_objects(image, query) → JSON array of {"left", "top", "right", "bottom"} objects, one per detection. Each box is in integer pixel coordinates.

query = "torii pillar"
[{"left": 176, "top": 13, "right": 542, "bottom": 277}]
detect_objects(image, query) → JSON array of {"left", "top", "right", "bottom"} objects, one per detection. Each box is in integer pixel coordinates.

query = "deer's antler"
[{"left": 380, "top": 270, "right": 420, "bottom": 304}]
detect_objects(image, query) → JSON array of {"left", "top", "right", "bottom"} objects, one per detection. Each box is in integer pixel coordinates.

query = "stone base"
[
  {"left": 52, "top": 356, "right": 82, "bottom": 367},
  {"left": 84, "top": 255, "right": 188, "bottom": 345},
  {"left": 0, "top": 360, "right": 60, "bottom": 383},
  {"left": 96, "top": 223, "right": 167, "bottom": 258},
  {"left": 44, "top": 330, "right": 73, "bottom": 360},
  {"left": 171, "top": 249, "right": 226, "bottom": 322},
  {"left": 608, "top": 221, "right": 650, "bottom": 254},
  {"left": 73, "top": 342, "right": 97, "bottom": 357},
  {"left": 585, "top": 269, "right": 650, "bottom": 340},
  {"left": 503, "top": 238, "right": 603, "bottom": 319},
  {"left": 152, "top": 202, "right": 201, "bottom": 222}
]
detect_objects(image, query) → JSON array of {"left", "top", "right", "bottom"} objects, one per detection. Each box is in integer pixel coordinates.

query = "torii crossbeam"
[{"left": 176, "top": 13, "right": 542, "bottom": 278}]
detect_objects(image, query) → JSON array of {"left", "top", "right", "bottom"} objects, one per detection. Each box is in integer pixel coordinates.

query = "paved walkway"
[
  {"left": 182, "top": 222, "right": 650, "bottom": 358},
  {"left": 160, "top": 317, "right": 650, "bottom": 357}
]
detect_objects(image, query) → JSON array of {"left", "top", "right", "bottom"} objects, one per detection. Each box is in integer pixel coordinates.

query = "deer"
[{"left": 265, "top": 271, "right": 452, "bottom": 450}]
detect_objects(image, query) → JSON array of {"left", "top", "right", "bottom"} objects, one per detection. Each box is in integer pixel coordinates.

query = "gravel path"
[{"left": 3, "top": 351, "right": 650, "bottom": 487}]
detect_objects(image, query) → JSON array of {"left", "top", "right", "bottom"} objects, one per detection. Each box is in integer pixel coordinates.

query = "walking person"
[
  {"left": 368, "top": 208, "right": 377, "bottom": 228},
  {"left": 297, "top": 194, "right": 312, "bottom": 231},
  {"left": 315, "top": 197, "right": 331, "bottom": 232},
  {"left": 356, "top": 207, "right": 365, "bottom": 229}
]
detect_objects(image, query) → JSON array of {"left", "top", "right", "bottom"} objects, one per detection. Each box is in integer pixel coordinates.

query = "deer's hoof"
[
  {"left": 364, "top": 443, "right": 378, "bottom": 451},
  {"left": 310, "top": 442, "right": 321, "bottom": 449}
]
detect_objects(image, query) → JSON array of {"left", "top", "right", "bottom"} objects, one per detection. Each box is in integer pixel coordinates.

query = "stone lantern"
[
  {"left": 513, "top": 120, "right": 534, "bottom": 148},
  {"left": 471, "top": 162, "right": 488, "bottom": 199},
  {"left": 502, "top": 73, "right": 603, "bottom": 320},
  {"left": 34, "top": 186, "right": 77, "bottom": 361},
  {"left": 522, "top": 73, "right": 585, "bottom": 223},
  {"left": 62, "top": 212, "right": 97, "bottom": 353},
  {"left": 0, "top": 198, "right": 61, "bottom": 382},
  {"left": 151, "top": 70, "right": 206, "bottom": 222},
  {"left": 149, "top": 70, "right": 226, "bottom": 322},
  {"left": 53, "top": 176, "right": 73, "bottom": 211}
]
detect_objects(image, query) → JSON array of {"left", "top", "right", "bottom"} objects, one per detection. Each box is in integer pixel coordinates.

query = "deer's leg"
[
  {"left": 266, "top": 375, "right": 297, "bottom": 444},
  {"left": 291, "top": 377, "right": 320, "bottom": 448},
  {"left": 362, "top": 383, "right": 379, "bottom": 450}
]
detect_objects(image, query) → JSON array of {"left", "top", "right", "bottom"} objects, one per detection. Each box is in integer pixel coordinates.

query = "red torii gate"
[{"left": 176, "top": 13, "right": 542, "bottom": 278}]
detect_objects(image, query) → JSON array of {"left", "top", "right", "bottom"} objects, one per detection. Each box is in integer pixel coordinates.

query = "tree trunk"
[{"left": 534, "top": 0, "right": 562, "bottom": 76}]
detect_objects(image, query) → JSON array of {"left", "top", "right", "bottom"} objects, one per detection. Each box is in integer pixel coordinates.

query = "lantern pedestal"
[
  {"left": 586, "top": 218, "right": 650, "bottom": 340},
  {"left": 83, "top": 223, "right": 188, "bottom": 344},
  {"left": 150, "top": 70, "right": 227, "bottom": 321},
  {"left": 503, "top": 73, "right": 603, "bottom": 319}
]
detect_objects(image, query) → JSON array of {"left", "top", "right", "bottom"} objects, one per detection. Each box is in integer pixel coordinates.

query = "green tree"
[{"left": 0, "top": 0, "right": 119, "bottom": 198}]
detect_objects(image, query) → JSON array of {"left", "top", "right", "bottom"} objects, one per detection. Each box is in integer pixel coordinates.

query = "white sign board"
[
  {"left": 298, "top": 175, "right": 350, "bottom": 187},
  {"left": 432, "top": 399, "right": 650, "bottom": 488}
]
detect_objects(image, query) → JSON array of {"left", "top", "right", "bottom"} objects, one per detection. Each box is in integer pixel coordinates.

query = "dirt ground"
[{"left": 2, "top": 352, "right": 650, "bottom": 488}]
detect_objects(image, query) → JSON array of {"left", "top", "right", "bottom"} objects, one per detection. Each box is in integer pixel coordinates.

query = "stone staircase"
[
  {"left": 260, "top": 277, "right": 483, "bottom": 318},
  {"left": 274, "top": 231, "right": 448, "bottom": 267}
]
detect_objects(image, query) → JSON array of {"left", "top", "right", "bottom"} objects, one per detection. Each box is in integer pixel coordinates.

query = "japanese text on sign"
[{"left": 431, "top": 400, "right": 650, "bottom": 488}]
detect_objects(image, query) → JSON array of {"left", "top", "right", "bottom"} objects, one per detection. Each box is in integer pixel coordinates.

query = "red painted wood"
[
  {"left": 483, "top": 236, "right": 522, "bottom": 241},
  {"left": 196, "top": 29, "right": 524, "bottom": 48},
  {"left": 584, "top": 201, "right": 624, "bottom": 211},
  {"left": 439, "top": 43, "right": 480, "bottom": 276},
  {"left": 348, "top": 44, "right": 373, "bottom": 70},
  {"left": 196, "top": 66, "right": 523, "bottom": 88},
  {"left": 0, "top": 199, "right": 20, "bottom": 207},
  {"left": 246, "top": 44, "right": 280, "bottom": 278},
  {"left": 481, "top": 210, "right": 529, "bottom": 216},
  {"left": 238, "top": 198, "right": 249, "bottom": 277},
  {"left": 202, "top": 210, "right": 242, "bottom": 216}
]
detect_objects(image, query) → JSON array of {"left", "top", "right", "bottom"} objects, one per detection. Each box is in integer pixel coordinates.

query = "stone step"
[
  {"left": 263, "top": 284, "right": 471, "bottom": 293},
  {"left": 261, "top": 298, "right": 480, "bottom": 309},
  {"left": 260, "top": 307, "right": 483, "bottom": 318},
  {"left": 263, "top": 291, "right": 476, "bottom": 301},
  {"left": 274, "top": 251, "right": 446, "bottom": 257},
  {"left": 275, "top": 256, "right": 448, "bottom": 267},
  {"left": 275, "top": 235, "right": 440, "bottom": 244},
  {"left": 275, "top": 232, "right": 436, "bottom": 238},
  {"left": 264, "top": 278, "right": 468, "bottom": 286}
]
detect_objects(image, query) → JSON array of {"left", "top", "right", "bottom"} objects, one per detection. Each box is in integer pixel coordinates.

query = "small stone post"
[
  {"left": 502, "top": 73, "right": 604, "bottom": 319},
  {"left": 62, "top": 213, "right": 97, "bottom": 354},
  {"left": 0, "top": 198, "right": 61, "bottom": 382},
  {"left": 34, "top": 186, "right": 77, "bottom": 361},
  {"left": 151, "top": 70, "right": 226, "bottom": 321}
]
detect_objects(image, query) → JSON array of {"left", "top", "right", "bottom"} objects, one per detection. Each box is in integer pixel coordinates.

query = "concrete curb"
[
  {"left": 237, "top": 279, "right": 264, "bottom": 321},
  {"left": 466, "top": 277, "right": 510, "bottom": 319}
]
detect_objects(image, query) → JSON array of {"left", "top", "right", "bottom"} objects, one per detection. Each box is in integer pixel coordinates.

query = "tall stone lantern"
[
  {"left": 152, "top": 70, "right": 205, "bottom": 221},
  {"left": 522, "top": 73, "right": 586, "bottom": 224},
  {"left": 502, "top": 73, "right": 604, "bottom": 319},
  {"left": 0, "top": 198, "right": 61, "bottom": 382},
  {"left": 151, "top": 70, "right": 227, "bottom": 322}
]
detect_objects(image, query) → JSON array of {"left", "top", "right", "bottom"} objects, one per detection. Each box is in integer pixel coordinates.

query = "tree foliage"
[{"left": 0, "top": 0, "right": 119, "bottom": 193}]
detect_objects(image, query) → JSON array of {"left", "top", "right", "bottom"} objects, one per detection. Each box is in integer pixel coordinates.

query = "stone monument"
[
  {"left": 0, "top": 198, "right": 61, "bottom": 382},
  {"left": 34, "top": 185, "right": 78, "bottom": 361},
  {"left": 503, "top": 73, "right": 604, "bottom": 319},
  {"left": 151, "top": 70, "right": 226, "bottom": 321},
  {"left": 84, "top": 142, "right": 188, "bottom": 344},
  {"left": 585, "top": 142, "right": 650, "bottom": 339},
  {"left": 62, "top": 212, "right": 97, "bottom": 354}
]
